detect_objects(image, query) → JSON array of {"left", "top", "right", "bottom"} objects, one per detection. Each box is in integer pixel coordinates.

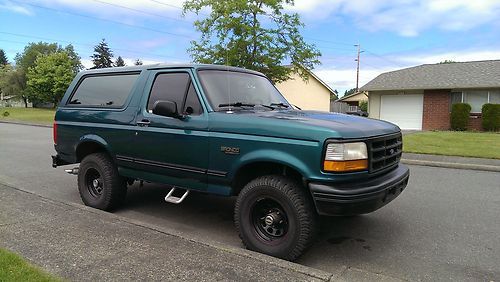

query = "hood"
[{"left": 209, "top": 110, "right": 400, "bottom": 140}]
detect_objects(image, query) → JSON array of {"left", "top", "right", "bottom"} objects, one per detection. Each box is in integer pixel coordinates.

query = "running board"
[{"left": 164, "top": 187, "right": 189, "bottom": 204}]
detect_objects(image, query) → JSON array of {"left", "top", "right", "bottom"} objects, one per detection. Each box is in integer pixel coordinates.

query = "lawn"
[
  {"left": 0, "top": 248, "right": 60, "bottom": 282},
  {"left": 0, "top": 107, "right": 55, "bottom": 125},
  {"left": 403, "top": 131, "right": 500, "bottom": 159}
]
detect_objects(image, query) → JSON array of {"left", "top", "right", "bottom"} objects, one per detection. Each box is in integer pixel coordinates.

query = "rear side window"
[
  {"left": 68, "top": 73, "right": 139, "bottom": 107},
  {"left": 147, "top": 72, "right": 203, "bottom": 115}
]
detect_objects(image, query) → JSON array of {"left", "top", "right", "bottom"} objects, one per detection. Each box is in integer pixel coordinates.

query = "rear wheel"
[
  {"left": 234, "top": 175, "right": 317, "bottom": 261},
  {"left": 77, "top": 153, "right": 126, "bottom": 211}
]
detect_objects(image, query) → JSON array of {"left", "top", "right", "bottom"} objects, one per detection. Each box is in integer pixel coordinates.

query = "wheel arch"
[
  {"left": 230, "top": 155, "right": 310, "bottom": 196},
  {"left": 75, "top": 135, "right": 113, "bottom": 162}
]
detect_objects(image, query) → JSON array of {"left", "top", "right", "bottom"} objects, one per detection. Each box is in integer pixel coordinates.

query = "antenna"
[{"left": 225, "top": 43, "right": 233, "bottom": 114}]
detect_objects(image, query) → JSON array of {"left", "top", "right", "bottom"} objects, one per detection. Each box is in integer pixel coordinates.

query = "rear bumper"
[{"left": 309, "top": 164, "right": 410, "bottom": 216}]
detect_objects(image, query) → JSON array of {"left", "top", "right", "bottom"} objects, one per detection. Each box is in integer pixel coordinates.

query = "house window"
[{"left": 451, "top": 90, "right": 500, "bottom": 113}]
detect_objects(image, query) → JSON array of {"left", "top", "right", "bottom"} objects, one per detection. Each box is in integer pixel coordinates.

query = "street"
[{"left": 1, "top": 123, "right": 499, "bottom": 281}]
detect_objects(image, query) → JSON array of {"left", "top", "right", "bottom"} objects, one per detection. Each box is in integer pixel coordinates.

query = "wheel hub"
[{"left": 251, "top": 198, "right": 289, "bottom": 241}]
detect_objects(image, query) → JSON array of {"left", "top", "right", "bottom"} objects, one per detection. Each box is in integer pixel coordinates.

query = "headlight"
[{"left": 323, "top": 142, "right": 368, "bottom": 172}]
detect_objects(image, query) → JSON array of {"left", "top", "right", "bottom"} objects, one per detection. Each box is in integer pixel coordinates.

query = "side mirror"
[{"left": 152, "top": 100, "right": 180, "bottom": 118}]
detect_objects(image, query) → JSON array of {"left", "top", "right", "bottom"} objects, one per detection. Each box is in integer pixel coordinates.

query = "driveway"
[{"left": 1, "top": 123, "right": 499, "bottom": 281}]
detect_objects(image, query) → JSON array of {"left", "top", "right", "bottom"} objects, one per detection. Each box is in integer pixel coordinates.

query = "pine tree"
[
  {"left": 90, "top": 39, "right": 114, "bottom": 69},
  {"left": 0, "top": 49, "right": 9, "bottom": 66},
  {"left": 134, "top": 59, "right": 143, "bottom": 66},
  {"left": 115, "top": 56, "right": 126, "bottom": 67}
]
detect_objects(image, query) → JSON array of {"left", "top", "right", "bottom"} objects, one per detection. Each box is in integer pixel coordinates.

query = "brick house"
[{"left": 361, "top": 60, "right": 500, "bottom": 130}]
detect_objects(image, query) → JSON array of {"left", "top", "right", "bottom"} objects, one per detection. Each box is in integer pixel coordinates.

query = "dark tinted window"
[
  {"left": 68, "top": 73, "right": 139, "bottom": 107},
  {"left": 148, "top": 73, "right": 202, "bottom": 115},
  {"left": 184, "top": 83, "right": 203, "bottom": 115}
]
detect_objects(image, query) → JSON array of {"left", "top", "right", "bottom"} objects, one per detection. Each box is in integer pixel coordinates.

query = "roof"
[
  {"left": 337, "top": 91, "right": 368, "bottom": 102},
  {"left": 361, "top": 60, "right": 500, "bottom": 91},
  {"left": 80, "top": 63, "right": 264, "bottom": 76}
]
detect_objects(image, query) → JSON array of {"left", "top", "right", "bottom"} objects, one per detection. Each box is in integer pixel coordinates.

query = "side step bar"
[{"left": 164, "top": 187, "right": 189, "bottom": 204}]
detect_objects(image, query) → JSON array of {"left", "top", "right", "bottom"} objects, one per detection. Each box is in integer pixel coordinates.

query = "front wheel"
[
  {"left": 77, "top": 152, "right": 127, "bottom": 211},
  {"left": 234, "top": 175, "right": 317, "bottom": 261}
]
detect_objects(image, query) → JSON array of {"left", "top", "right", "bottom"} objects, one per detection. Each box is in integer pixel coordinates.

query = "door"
[
  {"left": 380, "top": 94, "right": 423, "bottom": 130},
  {"left": 128, "top": 69, "right": 209, "bottom": 191}
]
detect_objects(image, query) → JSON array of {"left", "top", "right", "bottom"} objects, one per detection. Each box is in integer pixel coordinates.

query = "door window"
[{"left": 147, "top": 72, "right": 203, "bottom": 115}]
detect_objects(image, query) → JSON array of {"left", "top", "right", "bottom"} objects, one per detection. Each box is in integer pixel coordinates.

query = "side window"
[
  {"left": 147, "top": 73, "right": 203, "bottom": 115},
  {"left": 147, "top": 73, "right": 190, "bottom": 111},
  {"left": 68, "top": 73, "right": 139, "bottom": 107}
]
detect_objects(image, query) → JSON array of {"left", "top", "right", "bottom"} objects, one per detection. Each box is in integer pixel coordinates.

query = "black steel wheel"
[
  {"left": 77, "top": 152, "right": 126, "bottom": 211},
  {"left": 234, "top": 175, "right": 317, "bottom": 261}
]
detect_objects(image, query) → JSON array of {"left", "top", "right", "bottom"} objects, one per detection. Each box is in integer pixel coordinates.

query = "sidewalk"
[
  {"left": 0, "top": 183, "right": 403, "bottom": 282},
  {"left": 401, "top": 153, "right": 500, "bottom": 172}
]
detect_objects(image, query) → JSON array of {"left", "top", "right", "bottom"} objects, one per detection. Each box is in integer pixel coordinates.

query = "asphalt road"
[{"left": 1, "top": 122, "right": 499, "bottom": 281}]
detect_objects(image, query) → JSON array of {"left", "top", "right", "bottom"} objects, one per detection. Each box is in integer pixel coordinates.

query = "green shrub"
[
  {"left": 450, "top": 103, "right": 471, "bottom": 131},
  {"left": 482, "top": 103, "right": 500, "bottom": 131},
  {"left": 359, "top": 100, "right": 368, "bottom": 112},
  {"left": 2, "top": 111, "right": 9, "bottom": 117}
]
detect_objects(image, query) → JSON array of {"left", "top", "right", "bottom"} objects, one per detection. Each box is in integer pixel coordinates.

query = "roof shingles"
[{"left": 361, "top": 60, "right": 500, "bottom": 91}]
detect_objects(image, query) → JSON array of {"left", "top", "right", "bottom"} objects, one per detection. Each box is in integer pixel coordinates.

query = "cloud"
[
  {"left": 0, "top": 1, "right": 33, "bottom": 15},
  {"left": 290, "top": 0, "right": 500, "bottom": 36},
  {"left": 397, "top": 49, "right": 500, "bottom": 65}
]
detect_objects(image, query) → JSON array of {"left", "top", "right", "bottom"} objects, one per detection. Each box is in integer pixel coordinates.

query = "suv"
[{"left": 52, "top": 64, "right": 409, "bottom": 261}]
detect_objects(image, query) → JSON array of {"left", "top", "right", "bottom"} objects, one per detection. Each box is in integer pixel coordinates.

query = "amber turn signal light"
[{"left": 323, "top": 159, "right": 368, "bottom": 172}]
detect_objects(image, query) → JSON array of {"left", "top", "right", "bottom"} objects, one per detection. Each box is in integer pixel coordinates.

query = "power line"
[
  {"left": 363, "top": 49, "right": 404, "bottom": 68},
  {"left": 0, "top": 31, "right": 190, "bottom": 61},
  {"left": 90, "top": 0, "right": 190, "bottom": 23},
  {"left": 10, "top": 0, "right": 194, "bottom": 40}
]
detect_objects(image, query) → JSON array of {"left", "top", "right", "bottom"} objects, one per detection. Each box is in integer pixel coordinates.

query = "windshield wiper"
[
  {"left": 218, "top": 102, "right": 255, "bottom": 108},
  {"left": 269, "top": 102, "right": 290, "bottom": 108}
]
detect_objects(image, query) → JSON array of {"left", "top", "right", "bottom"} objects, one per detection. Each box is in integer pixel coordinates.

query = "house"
[
  {"left": 336, "top": 91, "right": 368, "bottom": 107},
  {"left": 276, "top": 69, "right": 336, "bottom": 111},
  {"left": 361, "top": 60, "right": 500, "bottom": 130}
]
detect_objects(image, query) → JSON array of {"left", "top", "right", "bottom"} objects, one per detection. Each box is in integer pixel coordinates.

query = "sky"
[{"left": 1, "top": 0, "right": 500, "bottom": 95}]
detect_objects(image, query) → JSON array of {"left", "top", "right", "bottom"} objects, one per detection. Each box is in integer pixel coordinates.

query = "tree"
[
  {"left": 344, "top": 88, "right": 356, "bottom": 97},
  {"left": 439, "top": 60, "right": 456, "bottom": 64},
  {"left": 12, "top": 42, "right": 82, "bottom": 107},
  {"left": 27, "top": 52, "right": 76, "bottom": 107},
  {"left": 134, "top": 59, "right": 143, "bottom": 65},
  {"left": 330, "top": 89, "right": 339, "bottom": 101},
  {"left": 115, "top": 56, "right": 126, "bottom": 67},
  {"left": 90, "top": 39, "right": 114, "bottom": 69},
  {"left": 0, "top": 49, "right": 8, "bottom": 66},
  {"left": 0, "top": 65, "right": 28, "bottom": 107},
  {"left": 183, "top": 0, "right": 321, "bottom": 83}
]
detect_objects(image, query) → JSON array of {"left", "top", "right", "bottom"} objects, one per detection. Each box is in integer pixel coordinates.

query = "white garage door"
[{"left": 380, "top": 94, "right": 423, "bottom": 130}]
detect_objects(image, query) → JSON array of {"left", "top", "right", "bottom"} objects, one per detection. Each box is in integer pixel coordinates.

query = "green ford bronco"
[{"left": 52, "top": 64, "right": 409, "bottom": 260}]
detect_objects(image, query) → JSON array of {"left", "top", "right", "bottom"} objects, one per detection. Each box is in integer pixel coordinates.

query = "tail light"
[{"left": 53, "top": 121, "right": 57, "bottom": 145}]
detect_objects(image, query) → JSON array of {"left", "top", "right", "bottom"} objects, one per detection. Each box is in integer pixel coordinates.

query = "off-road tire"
[
  {"left": 77, "top": 152, "right": 126, "bottom": 211},
  {"left": 234, "top": 175, "right": 317, "bottom": 261}
]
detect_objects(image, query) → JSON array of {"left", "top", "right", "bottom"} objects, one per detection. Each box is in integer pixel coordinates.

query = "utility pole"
[{"left": 354, "top": 44, "right": 364, "bottom": 93}]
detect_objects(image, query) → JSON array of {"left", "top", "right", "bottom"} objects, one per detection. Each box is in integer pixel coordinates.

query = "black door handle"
[{"left": 136, "top": 119, "right": 151, "bottom": 127}]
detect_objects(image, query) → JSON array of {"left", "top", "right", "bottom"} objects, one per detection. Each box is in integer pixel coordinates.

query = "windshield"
[{"left": 197, "top": 70, "right": 290, "bottom": 111}]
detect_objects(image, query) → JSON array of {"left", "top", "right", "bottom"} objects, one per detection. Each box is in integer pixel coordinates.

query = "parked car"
[{"left": 52, "top": 64, "right": 409, "bottom": 260}]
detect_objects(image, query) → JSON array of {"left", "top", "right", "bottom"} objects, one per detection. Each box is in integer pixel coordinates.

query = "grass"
[
  {"left": 0, "top": 107, "right": 55, "bottom": 125},
  {"left": 403, "top": 131, "right": 500, "bottom": 159},
  {"left": 0, "top": 248, "right": 60, "bottom": 282}
]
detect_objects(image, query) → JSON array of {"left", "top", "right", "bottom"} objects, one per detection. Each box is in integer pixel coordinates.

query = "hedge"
[
  {"left": 482, "top": 103, "right": 500, "bottom": 131},
  {"left": 450, "top": 103, "right": 471, "bottom": 131}
]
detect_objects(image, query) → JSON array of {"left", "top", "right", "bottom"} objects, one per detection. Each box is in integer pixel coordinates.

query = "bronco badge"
[{"left": 221, "top": 146, "right": 240, "bottom": 155}]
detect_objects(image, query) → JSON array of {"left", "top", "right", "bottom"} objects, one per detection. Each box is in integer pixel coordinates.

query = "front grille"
[{"left": 368, "top": 133, "right": 402, "bottom": 173}]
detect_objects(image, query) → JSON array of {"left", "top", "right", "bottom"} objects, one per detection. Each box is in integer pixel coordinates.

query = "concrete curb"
[
  {"left": 0, "top": 181, "right": 334, "bottom": 281},
  {"left": 401, "top": 159, "right": 500, "bottom": 172},
  {"left": 0, "top": 120, "right": 52, "bottom": 128}
]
